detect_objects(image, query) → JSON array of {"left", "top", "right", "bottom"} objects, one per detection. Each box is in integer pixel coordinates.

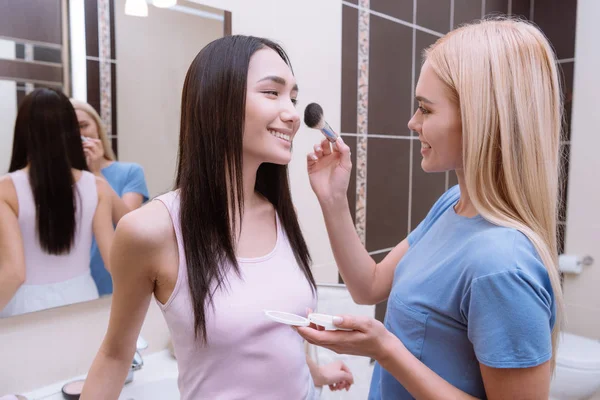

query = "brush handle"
[{"left": 320, "top": 121, "right": 339, "bottom": 143}]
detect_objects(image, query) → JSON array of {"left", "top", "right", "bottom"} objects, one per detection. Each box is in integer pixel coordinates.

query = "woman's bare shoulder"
[{"left": 115, "top": 200, "right": 174, "bottom": 250}]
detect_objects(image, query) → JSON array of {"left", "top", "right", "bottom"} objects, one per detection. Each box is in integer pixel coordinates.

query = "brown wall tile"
[
  {"left": 365, "top": 138, "right": 411, "bottom": 251},
  {"left": 0, "top": 59, "right": 62, "bottom": 84},
  {"left": 453, "top": 0, "right": 483, "bottom": 28},
  {"left": 560, "top": 62, "right": 574, "bottom": 141},
  {"left": 484, "top": 0, "right": 508, "bottom": 15},
  {"left": 370, "top": 0, "right": 413, "bottom": 22},
  {"left": 343, "top": 135, "right": 358, "bottom": 224},
  {"left": 16, "top": 86, "right": 26, "bottom": 108},
  {"left": 0, "top": 0, "right": 62, "bottom": 45},
  {"left": 110, "top": 0, "right": 117, "bottom": 59},
  {"left": 368, "top": 15, "right": 413, "bottom": 135},
  {"left": 33, "top": 47, "right": 63, "bottom": 64},
  {"left": 111, "top": 137, "right": 118, "bottom": 159},
  {"left": 85, "top": 0, "right": 100, "bottom": 58},
  {"left": 414, "top": 30, "right": 440, "bottom": 102},
  {"left": 342, "top": 6, "right": 359, "bottom": 133},
  {"left": 533, "top": 0, "right": 577, "bottom": 60},
  {"left": 559, "top": 144, "right": 570, "bottom": 223},
  {"left": 224, "top": 11, "right": 232, "bottom": 36},
  {"left": 111, "top": 63, "right": 118, "bottom": 139},
  {"left": 557, "top": 222, "right": 565, "bottom": 255},
  {"left": 448, "top": 171, "right": 459, "bottom": 187},
  {"left": 510, "top": 0, "right": 531, "bottom": 19},
  {"left": 417, "top": 0, "right": 452, "bottom": 33},
  {"left": 86, "top": 60, "right": 101, "bottom": 114},
  {"left": 15, "top": 44, "right": 25, "bottom": 59}
]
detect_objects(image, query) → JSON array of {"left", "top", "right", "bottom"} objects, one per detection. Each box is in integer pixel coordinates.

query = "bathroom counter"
[{"left": 21, "top": 350, "right": 178, "bottom": 400}]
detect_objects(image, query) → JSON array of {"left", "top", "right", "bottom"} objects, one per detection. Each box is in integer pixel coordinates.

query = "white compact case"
[{"left": 264, "top": 310, "right": 352, "bottom": 331}]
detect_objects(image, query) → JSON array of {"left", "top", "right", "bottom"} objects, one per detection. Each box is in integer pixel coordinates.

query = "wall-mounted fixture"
[{"left": 124, "top": 0, "right": 149, "bottom": 17}]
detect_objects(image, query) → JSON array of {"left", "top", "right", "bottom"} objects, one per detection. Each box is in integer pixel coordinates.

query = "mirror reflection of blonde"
[
  {"left": 68, "top": 98, "right": 150, "bottom": 298},
  {"left": 426, "top": 17, "right": 565, "bottom": 370},
  {"left": 70, "top": 99, "right": 116, "bottom": 161}
]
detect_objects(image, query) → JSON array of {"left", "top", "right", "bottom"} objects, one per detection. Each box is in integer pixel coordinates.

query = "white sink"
[
  {"left": 117, "top": 351, "right": 179, "bottom": 399},
  {"left": 22, "top": 350, "right": 179, "bottom": 400}
]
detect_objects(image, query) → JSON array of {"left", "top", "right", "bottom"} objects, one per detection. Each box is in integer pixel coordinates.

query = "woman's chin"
[
  {"left": 261, "top": 151, "right": 292, "bottom": 166},
  {"left": 420, "top": 159, "right": 448, "bottom": 174}
]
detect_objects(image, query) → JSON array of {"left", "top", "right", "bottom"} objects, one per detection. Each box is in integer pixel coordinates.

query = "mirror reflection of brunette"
[{"left": 0, "top": 88, "right": 114, "bottom": 317}]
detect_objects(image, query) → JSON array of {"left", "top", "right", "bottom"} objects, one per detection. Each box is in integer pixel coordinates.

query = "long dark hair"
[
  {"left": 9, "top": 88, "right": 88, "bottom": 254},
  {"left": 175, "top": 35, "right": 316, "bottom": 342}
]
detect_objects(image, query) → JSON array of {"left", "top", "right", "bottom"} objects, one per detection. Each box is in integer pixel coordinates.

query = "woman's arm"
[
  {"left": 321, "top": 201, "right": 409, "bottom": 305},
  {"left": 299, "top": 316, "right": 550, "bottom": 400},
  {"left": 306, "top": 354, "right": 353, "bottom": 391},
  {"left": 480, "top": 363, "right": 550, "bottom": 399},
  {"left": 308, "top": 138, "right": 409, "bottom": 304},
  {"left": 297, "top": 318, "right": 476, "bottom": 399},
  {"left": 110, "top": 164, "right": 148, "bottom": 224},
  {"left": 84, "top": 139, "right": 147, "bottom": 225},
  {"left": 110, "top": 190, "right": 144, "bottom": 225},
  {"left": 378, "top": 333, "right": 480, "bottom": 400},
  {"left": 82, "top": 203, "right": 172, "bottom": 399},
  {"left": 300, "top": 311, "right": 551, "bottom": 400},
  {"left": 93, "top": 178, "right": 115, "bottom": 272},
  {"left": 0, "top": 194, "right": 25, "bottom": 310},
  {"left": 381, "top": 336, "right": 550, "bottom": 399}
]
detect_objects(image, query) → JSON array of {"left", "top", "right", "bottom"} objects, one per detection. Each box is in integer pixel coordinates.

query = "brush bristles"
[{"left": 304, "top": 103, "right": 325, "bottom": 129}]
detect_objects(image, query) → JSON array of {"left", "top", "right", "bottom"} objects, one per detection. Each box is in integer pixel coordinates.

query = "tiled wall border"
[
  {"left": 355, "top": 0, "right": 370, "bottom": 246},
  {"left": 342, "top": 0, "right": 574, "bottom": 253},
  {"left": 407, "top": 0, "right": 417, "bottom": 233},
  {"left": 98, "top": 0, "right": 113, "bottom": 137},
  {"left": 83, "top": 0, "right": 118, "bottom": 155}
]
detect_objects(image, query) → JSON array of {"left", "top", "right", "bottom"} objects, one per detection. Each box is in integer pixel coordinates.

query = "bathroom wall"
[
  {"left": 3, "top": 0, "right": 592, "bottom": 396},
  {"left": 339, "top": 0, "right": 578, "bottom": 321},
  {"left": 562, "top": 0, "right": 600, "bottom": 346},
  {"left": 0, "top": 41, "right": 17, "bottom": 173},
  {"left": 0, "top": 0, "right": 343, "bottom": 395},
  {"left": 114, "top": 0, "right": 224, "bottom": 197}
]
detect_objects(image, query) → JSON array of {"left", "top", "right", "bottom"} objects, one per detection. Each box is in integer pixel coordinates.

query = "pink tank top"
[
  {"left": 155, "top": 191, "right": 316, "bottom": 400},
  {"left": 9, "top": 169, "right": 98, "bottom": 284}
]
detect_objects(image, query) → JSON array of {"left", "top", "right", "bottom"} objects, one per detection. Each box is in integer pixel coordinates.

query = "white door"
[{"left": 562, "top": 0, "right": 600, "bottom": 342}]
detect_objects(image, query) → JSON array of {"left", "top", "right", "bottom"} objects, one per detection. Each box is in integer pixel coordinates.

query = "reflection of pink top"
[
  {"left": 155, "top": 191, "right": 316, "bottom": 400},
  {"left": 9, "top": 169, "right": 97, "bottom": 284}
]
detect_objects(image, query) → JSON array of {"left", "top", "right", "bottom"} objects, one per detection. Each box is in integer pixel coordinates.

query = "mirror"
[
  {"left": 0, "top": 39, "right": 63, "bottom": 64},
  {"left": 0, "top": 0, "right": 228, "bottom": 317}
]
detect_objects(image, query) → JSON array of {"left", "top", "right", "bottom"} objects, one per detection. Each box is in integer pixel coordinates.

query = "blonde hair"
[
  {"left": 425, "top": 18, "right": 564, "bottom": 370},
  {"left": 70, "top": 99, "right": 116, "bottom": 161}
]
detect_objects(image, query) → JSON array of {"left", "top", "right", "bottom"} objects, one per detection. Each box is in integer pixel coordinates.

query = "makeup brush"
[{"left": 304, "top": 103, "right": 339, "bottom": 143}]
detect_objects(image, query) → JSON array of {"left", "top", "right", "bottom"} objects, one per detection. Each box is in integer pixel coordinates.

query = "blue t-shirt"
[
  {"left": 368, "top": 185, "right": 555, "bottom": 399},
  {"left": 90, "top": 162, "right": 149, "bottom": 295}
]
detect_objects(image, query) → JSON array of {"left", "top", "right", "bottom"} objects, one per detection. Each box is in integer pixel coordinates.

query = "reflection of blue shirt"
[
  {"left": 90, "top": 162, "right": 149, "bottom": 296},
  {"left": 369, "top": 186, "right": 555, "bottom": 399}
]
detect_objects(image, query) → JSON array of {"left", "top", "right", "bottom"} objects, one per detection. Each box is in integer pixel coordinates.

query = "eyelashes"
[{"left": 262, "top": 91, "right": 298, "bottom": 106}]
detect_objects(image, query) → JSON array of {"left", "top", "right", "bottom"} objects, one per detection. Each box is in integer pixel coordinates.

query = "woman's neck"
[
  {"left": 99, "top": 158, "right": 113, "bottom": 170},
  {"left": 226, "top": 157, "right": 265, "bottom": 230},
  {"left": 454, "top": 169, "right": 479, "bottom": 218}
]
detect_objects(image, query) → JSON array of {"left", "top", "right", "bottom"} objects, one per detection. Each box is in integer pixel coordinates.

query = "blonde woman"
[
  {"left": 71, "top": 100, "right": 149, "bottom": 295},
  {"left": 297, "top": 18, "right": 564, "bottom": 399}
]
